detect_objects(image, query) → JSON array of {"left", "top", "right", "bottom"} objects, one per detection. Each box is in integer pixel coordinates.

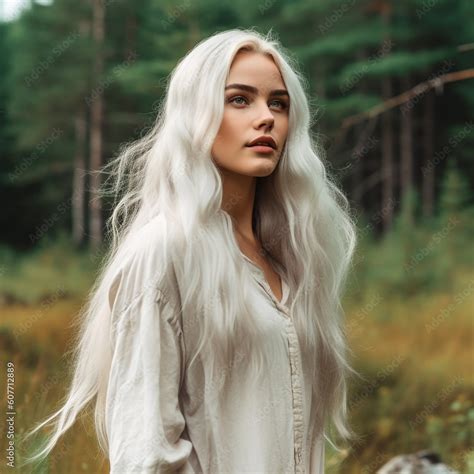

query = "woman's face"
[{"left": 211, "top": 50, "right": 290, "bottom": 177}]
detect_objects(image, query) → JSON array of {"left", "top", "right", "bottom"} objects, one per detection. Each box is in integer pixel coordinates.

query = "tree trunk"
[
  {"left": 351, "top": 125, "right": 365, "bottom": 206},
  {"left": 124, "top": 6, "right": 136, "bottom": 60},
  {"left": 72, "top": 103, "right": 87, "bottom": 246},
  {"left": 381, "top": 7, "right": 394, "bottom": 233},
  {"left": 422, "top": 90, "right": 435, "bottom": 217},
  {"left": 381, "top": 77, "right": 394, "bottom": 232},
  {"left": 89, "top": 0, "right": 105, "bottom": 250},
  {"left": 351, "top": 48, "right": 369, "bottom": 207},
  {"left": 400, "top": 75, "right": 414, "bottom": 223}
]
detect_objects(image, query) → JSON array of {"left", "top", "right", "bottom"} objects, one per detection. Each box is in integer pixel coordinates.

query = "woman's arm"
[
  {"left": 106, "top": 267, "right": 193, "bottom": 473},
  {"left": 309, "top": 430, "right": 325, "bottom": 474}
]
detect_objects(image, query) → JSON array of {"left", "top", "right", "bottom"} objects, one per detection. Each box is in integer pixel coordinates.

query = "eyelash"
[{"left": 227, "top": 95, "right": 288, "bottom": 110}]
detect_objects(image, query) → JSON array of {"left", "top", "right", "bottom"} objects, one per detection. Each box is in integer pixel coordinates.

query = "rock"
[{"left": 376, "top": 449, "right": 459, "bottom": 473}]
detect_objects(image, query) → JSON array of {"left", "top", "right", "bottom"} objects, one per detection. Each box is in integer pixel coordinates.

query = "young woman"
[{"left": 22, "top": 28, "right": 359, "bottom": 473}]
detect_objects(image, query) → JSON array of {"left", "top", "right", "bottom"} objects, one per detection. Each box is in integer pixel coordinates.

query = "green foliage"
[
  {"left": 0, "top": 231, "right": 97, "bottom": 305},
  {"left": 348, "top": 179, "right": 473, "bottom": 299},
  {"left": 434, "top": 161, "right": 474, "bottom": 283},
  {"left": 1, "top": 2, "right": 473, "bottom": 472},
  {"left": 347, "top": 368, "right": 473, "bottom": 472},
  {"left": 1, "top": 0, "right": 473, "bottom": 249}
]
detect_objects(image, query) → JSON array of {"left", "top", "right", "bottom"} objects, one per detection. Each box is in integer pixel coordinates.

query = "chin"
[
  {"left": 256, "top": 166, "right": 276, "bottom": 177},
  {"left": 247, "top": 165, "right": 276, "bottom": 177},
  {"left": 217, "top": 158, "right": 278, "bottom": 177}
]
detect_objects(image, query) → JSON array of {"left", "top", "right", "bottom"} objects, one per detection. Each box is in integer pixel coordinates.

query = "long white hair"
[{"left": 21, "top": 27, "right": 360, "bottom": 467}]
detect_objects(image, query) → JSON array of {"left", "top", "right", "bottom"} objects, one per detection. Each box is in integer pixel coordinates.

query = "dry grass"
[{"left": 1, "top": 275, "right": 472, "bottom": 473}]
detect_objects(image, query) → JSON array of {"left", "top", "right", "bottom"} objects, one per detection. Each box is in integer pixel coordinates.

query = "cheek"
[
  {"left": 212, "top": 124, "right": 236, "bottom": 162},
  {"left": 216, "top": 117, "right": 241, "bottom": 148},
  {"left": 212, "top": 121, "right": 228, "bottom": 150},
  {"left": 279, "top": 117, "right": 289, "bottom": 136}
]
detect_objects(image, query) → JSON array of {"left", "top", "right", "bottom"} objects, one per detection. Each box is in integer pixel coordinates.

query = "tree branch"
[{"left": 341, "top": 68, "right": 474, "bottom": 130}]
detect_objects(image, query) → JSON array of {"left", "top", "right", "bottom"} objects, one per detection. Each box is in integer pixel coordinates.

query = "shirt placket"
[{"left": 254, "top": 276, "right": 306, "bottom": 474}]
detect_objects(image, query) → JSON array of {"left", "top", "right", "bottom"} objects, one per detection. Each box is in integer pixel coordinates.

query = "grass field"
[{"left": 0, "top": 240, "right": 473, "bottom": 473}]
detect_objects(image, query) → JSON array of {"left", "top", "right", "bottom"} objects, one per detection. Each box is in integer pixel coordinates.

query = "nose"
[{"left": 253, "top": 100, "right": 274, "bottom": 131}]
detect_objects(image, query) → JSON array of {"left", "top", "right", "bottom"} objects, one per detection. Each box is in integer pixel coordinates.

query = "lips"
[{"left": 246, "top": 135, "right": 277, "bottom": 149}]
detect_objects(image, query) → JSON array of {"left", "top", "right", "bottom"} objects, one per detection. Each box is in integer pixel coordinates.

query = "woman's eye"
[
  {"left": 270, "top": 99, "right": 288, "bottom": 110},
  {"left": 229, "top": 96, "right": 248, "bottom": 105},
  {"left": 227, "top": 96, "right": 288, "bottom": 110}
]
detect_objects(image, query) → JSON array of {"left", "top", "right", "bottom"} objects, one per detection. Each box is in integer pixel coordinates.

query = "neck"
[{"left": 219, "top": 168, "right": 257, "bottom": 244}]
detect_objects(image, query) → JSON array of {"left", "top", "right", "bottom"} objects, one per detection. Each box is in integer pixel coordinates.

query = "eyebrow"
[{"left": 224, "top": 83, "right": 289, "bottom": 97}]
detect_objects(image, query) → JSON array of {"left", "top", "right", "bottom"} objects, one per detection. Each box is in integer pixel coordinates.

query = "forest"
[{"left": 0, "top": 0, "right": 473, "bottom": 473}]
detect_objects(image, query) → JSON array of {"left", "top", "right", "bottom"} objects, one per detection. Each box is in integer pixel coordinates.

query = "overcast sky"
[{"left": 0, "top": 0, "right": 52, "bottom": 22}]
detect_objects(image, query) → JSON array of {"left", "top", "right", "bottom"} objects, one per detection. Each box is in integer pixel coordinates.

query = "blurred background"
[{"left": 0, "top": 0, "right": 473, "bottom": 472}]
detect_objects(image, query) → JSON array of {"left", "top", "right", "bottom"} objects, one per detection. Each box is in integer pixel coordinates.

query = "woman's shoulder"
[{"left": 110, "top": 214, "right": 182, "bottom": 312}]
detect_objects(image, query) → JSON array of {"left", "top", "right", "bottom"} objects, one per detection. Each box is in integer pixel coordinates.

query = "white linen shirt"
[{"left": 105, "top": 218, "right": 325, "bottom": 473}]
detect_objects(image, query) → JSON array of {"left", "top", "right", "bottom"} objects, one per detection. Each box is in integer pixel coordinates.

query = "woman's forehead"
[{"left": 227, "top": 51, "right": 285, "bottom": 91}]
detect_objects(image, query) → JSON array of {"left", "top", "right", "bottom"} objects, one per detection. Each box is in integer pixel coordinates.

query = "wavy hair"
[{"left": 21, "top": 27, "right": 361, "bottom": 467}]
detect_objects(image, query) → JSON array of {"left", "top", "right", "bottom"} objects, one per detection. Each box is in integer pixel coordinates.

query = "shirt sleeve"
[
  {"left": 106, "top": 265, "right": 193, "bottom": 473},
  {"left": 310, "top": 431, "right": 325, "bottom": 473}
]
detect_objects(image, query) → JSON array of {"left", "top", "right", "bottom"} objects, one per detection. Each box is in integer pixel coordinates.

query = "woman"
[{"left": 22, "top": 28, "right": 359, "bottom": 473}]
